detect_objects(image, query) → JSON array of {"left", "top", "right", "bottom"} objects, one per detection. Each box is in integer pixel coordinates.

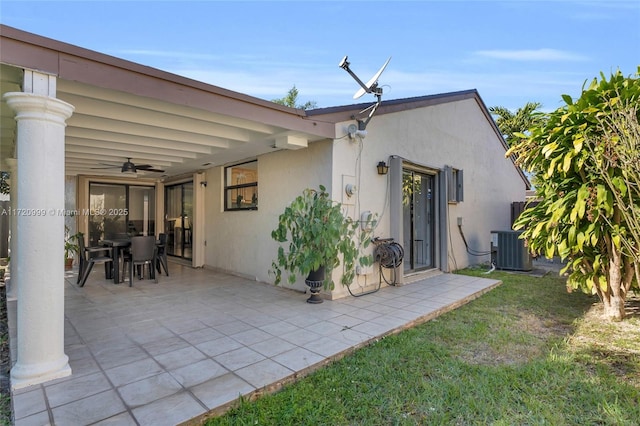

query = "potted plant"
[
  {"left": 271, "top": 185, "right": 374, "bottom": 303},
  {"left": 64, "top": 226, "right": 81, "bottom": 270}
]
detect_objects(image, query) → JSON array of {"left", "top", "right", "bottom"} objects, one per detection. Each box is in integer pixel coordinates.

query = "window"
[
  {"left": 225, "top": 160, "right": 258, "bottom": 211},
  {"left": 88, "top": 183, "right": 155, "bottom": 244},
  {"left": 445, "top": 165, "right": 464, "bottom": 203}
]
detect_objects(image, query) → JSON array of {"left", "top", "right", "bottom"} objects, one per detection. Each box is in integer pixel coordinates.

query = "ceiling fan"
[{"left": 91, "top": 158, "right": 165, "bottom": 174}]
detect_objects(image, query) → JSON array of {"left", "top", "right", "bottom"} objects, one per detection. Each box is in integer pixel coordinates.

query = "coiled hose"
[
  {"left": 348, "top": 238, "right": 405, "bottom": 297},
  {"left": 373, "top": 238, "right": 404, "bottom": 286}
]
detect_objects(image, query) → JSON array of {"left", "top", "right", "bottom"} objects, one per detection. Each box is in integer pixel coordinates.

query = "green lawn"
[{"left": 206, "top": 268, "right": 640, "bottom": 425}]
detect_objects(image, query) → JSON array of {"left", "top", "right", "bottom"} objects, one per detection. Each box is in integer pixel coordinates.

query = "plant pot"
[
  {"left": 305, "top": 266, "right": 325, "bottom": 304},
  {"left": 65, "top": 258, "right": 74, "bottom": 270}
]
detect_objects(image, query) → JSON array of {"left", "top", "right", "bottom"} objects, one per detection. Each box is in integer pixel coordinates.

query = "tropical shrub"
[{"left": 507, "top": 68, "right": 640, "bottom": 321}]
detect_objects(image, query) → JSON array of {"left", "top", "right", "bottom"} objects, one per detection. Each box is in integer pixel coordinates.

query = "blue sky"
[{"left": 1, "top": 1, "right": 638, "bottom": 112}]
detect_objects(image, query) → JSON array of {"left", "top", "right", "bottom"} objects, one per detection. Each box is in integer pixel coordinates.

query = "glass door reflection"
[
  {"left": 165, "top": 182, "right": 193, "bottom": 260},
  {"left": 88, "top": 183, "right": 155, "bottom": 245},
  {"left": 402, "top": 170, "right": 435, "bottom": 273}
]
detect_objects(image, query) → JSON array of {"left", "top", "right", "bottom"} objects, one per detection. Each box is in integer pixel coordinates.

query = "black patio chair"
[
  {"left": 77, "top": 234, "right": 113, "bottom": 287},
  {"left": 123, "top": 236, "right": 157, "bottom": 287},
  {"left": 156, "top": 233, "right": 169, "bottom": 276}
]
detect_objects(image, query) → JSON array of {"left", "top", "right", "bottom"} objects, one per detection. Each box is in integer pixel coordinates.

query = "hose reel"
[
  {"left": 348, "top": 237, "right": 405, "bottom": 298},
  {"left": 373, "top": 237, "right": 404, "bottom": 286},
  {"left": 374, "top": 239, "right": 404, "bottom": 268}
]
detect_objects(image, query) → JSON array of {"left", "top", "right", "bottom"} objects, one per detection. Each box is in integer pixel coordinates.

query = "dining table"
[{"left": 98, "top": 238, "right": 131, "bottom": 284}]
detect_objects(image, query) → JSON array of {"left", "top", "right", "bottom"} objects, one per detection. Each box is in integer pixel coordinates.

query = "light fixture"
[
  {"left": 377, "top": 161, "right": 389, "bottom": 175},
  {"left": 121, "top": 160, "right": 137, "bottom": 174},
  {"left": 200, "top": 181, "right": 208, "bottom": 188}
]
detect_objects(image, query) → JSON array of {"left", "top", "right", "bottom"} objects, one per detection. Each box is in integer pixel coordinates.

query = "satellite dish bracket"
[
  {"left": 339, "top": 57, "right": 372, "bottom": 95},
  {"left": 355, "top": 93, "right": 382, "bottom": 130},
  {"left": 339, "top": 55, "right": 390, "bottom": 130}
]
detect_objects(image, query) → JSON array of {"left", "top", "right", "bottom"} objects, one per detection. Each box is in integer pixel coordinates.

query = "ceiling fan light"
[{"left": 121, "top": 162, "right": 136, "bottom": 174}]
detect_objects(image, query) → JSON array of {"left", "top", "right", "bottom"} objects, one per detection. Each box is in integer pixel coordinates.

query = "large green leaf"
[
  {"left": 572, "top": 136, "right": 584, "bottom": 153},
  {"left": 596, "top": 184, "right": 613, "bottom": 215},
  {"left": 562, "top": 151, "right": 574, "bottom": 172},
  {"left": 611, "top": 176, "right": 628, "bottom": 197}
]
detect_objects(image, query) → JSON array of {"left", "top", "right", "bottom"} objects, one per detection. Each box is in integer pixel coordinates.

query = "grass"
[{"left": 206, "top": 268, "right": 640, "bottom": 425}]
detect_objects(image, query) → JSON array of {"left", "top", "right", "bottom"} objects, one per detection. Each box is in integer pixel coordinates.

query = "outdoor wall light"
[
  {"left": 200, "top": 181, "right": 208, "bottom": 188},
  {"left": 377, "top": 161, "right": 389, "bottom": 175}
]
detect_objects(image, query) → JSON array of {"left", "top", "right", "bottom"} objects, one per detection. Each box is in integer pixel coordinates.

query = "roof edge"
[
  {"left": 0, "top": 24, "right": 306, "bottom": 116},
  {"left": 307, "top": 89, "right": 479, "bottom": 117},
  {"left": 0, "top": 24, "right": 337, "bottom": 138},
  {"left": 309, "top": 88, "right": 531, "bottom": 190}
]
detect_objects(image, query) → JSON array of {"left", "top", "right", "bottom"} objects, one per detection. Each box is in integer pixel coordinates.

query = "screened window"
[{"left": 224, "top": 160, "right": 258, "bottom": 211}]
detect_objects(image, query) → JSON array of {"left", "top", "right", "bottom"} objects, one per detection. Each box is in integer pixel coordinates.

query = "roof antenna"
[{"left": 339, "top": 56, "right": 391, "bottom": 130}]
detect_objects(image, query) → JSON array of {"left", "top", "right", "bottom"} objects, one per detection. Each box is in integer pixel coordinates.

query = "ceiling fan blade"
[
  {"left": 90, "top": 165, "right": 119, "bottom": 169},
  {"left": 88, "top": 159, "right": 165, "bottom": 173},
  {"left": 136, "top": 165, "right": 165, "bottom": 173}
]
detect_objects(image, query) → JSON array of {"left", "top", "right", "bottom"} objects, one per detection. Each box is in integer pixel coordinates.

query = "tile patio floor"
[{"left": 10, "top": 263, "right": 501, "bottom": 426}]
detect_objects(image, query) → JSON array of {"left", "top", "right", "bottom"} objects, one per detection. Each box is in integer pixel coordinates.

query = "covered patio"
[
  {"left": 10, "top": 265, "right": 500, "bottom": 425},
  {"left": 0, "top": 24, "right": 336, "bottom": 391}
]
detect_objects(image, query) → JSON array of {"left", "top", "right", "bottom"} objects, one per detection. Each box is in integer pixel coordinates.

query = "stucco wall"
[
  {"left": 331, "top": 97, "right": 526, "bottom": 291},
  {"left": 202, "top": 97, "right": 526, "bottom": 300},
  {"left": 202, "top": 140, "right": 333, "bottom": 293}
]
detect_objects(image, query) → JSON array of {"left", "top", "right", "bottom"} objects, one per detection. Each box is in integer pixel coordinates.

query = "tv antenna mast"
[{"left": 339, "top": 56, "right": 391, "bottom": 130}]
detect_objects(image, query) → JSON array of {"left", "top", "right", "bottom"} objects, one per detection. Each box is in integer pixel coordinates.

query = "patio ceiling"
[
  {"left": 0, "top": 64, "right": 21, "bottom": 169},
  {"left": 56, "top": 78, "right": 323, "bottom": 178},
  {"left": 0, "top": 25, "right": 336, "bottom": 179}
]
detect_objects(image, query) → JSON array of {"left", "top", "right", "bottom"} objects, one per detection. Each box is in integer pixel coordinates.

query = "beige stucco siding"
[
  {"left": 202, "top": 140, "right": 333, "bottom": 292},
  {"left": 331, "top": 97, "right": 526, "bottom": 286},
  {"left": 202, "top": 96, "right": 526, "bottom": 300}
]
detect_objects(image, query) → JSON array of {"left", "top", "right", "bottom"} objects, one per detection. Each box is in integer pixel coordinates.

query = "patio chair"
[
  {"left": 156, "top": 233, "right": 169, "bottom": 276},
  {"left": 123, "top": 236, "right": 157, "bottom": 287},
  {"left": 77, "top": 235, "right": 113, "bottom": 287}
]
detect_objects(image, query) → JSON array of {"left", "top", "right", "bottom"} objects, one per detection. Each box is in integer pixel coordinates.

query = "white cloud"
[
  {"left": 175, "top": 68, "right": 352, "bottom": 102},
  {"left": 170, "top": 65, "right": 587, "bottom": 111},
  {"left": 474, "top": 48, "right": 588, "bottom": 62},
  {"left": 117, "top": 48, "right": 592, "bottom": 110}
]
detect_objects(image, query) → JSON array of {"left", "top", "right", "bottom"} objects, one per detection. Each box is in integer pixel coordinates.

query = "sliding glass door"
[
  {"left": 128, "top": 186, "right": 155, "bottom": 237},
  {"left": 165, "top": 182, "right": 193, "bottom": 260},
  {"left": 402, "top": 169, "right": 435, "bottom": 272},
  {"left": 88, "top": 183, "right": 155, "bottom": 245}
]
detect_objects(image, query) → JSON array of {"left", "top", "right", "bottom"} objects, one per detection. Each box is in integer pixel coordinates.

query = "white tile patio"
[{"left": 10, "top": 263, "right": 501, "bottom": 426}]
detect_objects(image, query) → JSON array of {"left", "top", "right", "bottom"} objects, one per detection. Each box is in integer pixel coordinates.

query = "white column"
[
  {"left": 4, "top": 158, "right": 17, "bottom": 300},
  {"left": 4, "top": 72, "right": 75, "bottom": 389}
]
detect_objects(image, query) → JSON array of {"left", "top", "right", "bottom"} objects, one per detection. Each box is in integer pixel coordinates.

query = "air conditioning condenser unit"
[{"left": 491, "top": 230, "right": 532, "bottom": 271}]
